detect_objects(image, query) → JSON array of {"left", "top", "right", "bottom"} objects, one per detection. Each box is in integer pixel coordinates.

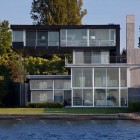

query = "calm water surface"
[{"left": 0, "top": 120, "right": 140, "bottom": 140}]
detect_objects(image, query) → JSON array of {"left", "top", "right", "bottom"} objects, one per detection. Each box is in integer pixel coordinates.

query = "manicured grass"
[
  {"left": 0, "top": 108, "right": 129, "bottom": 114},
  {"left": 0, "top": 108, "right": 44, "bottom": 114},
  {"left": 43, "top": 108, "right": 129, "bottom": 114}
]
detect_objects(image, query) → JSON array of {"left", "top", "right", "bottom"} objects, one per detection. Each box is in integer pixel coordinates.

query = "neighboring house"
[{"left": 11, "top": 15, "right": 140, "bottom": 107}]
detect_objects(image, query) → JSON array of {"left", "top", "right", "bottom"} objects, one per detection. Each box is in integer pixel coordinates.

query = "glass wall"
[
  {"left": 26, "top": 31, "right": 36, "bottom": 46},
  {"left": 13, "top": 31, "right": 23, "bottom": 42},
  {"left": 89, "top": 29, "right": 116, "bottom": 46},
  {"left": 26, "top": 30, "right": 59, "bottom": 47},
  {"left": 120, "top": 89, "right": 127, "bottom": 106},
  {"left": 83, "top": 68, "right": 92, "bottom": 87},
  {"left": 83, "top": 89, "right": 93, "bottom": 106},
  {"left": 94, "top": 68, "right": 106, "bottom": 87},
  {"left": 67, "top": 29, "right": 87, "bottom": 46},
  {"left": 30, "top": 79, "right": 71, "bottom": 103},
  {"left": 73, "top": 89, "right": 82, "bottom": 106},
  {"left": 121, "top": 68, "right": 127, "bottom": 87},
  {"left": 72, "top": 68, "right": 92, "bottom": 87},
  {"left": 30, "top": 80, "right": 53, "bottom": 90},
  {"left": 107, "top": 68, "right": 119, "bottom": 87},
  {"left": 61, "top": 29, "right": 116, "bottom": 47},
  {"left": 107, "top": 89, "right": 119, "bottom": 106},
  {"left": 74, "top": 50, "right": 109, "bottom": 64},
  {"left": 31, "top": 91, "right": 53, "bottom": 102},
  {"left": 94, "top": 89, "right": 106, "bottom": 106},
  {"left": 54, "top": 79, "right": 71, "bottom": 104},
  {"left": 72, "top": 67, "right": 127, "bottom": 107},
  {"left": 48, "top": 31, "right": 59, "bottom": 46},
  {"left": 72, "top": 68, "right": 83, "bottom": 87},
  {"left": 37, "top": 31, "right": 48, "bottom": 46}
]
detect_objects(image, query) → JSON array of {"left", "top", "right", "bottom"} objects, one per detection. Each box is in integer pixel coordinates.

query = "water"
[{"left": 0, "top": 120, "right": 140, "bottom": 140}]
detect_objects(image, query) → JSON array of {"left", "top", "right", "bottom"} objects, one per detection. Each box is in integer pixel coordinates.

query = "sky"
[{"left": 0, "top": 0, "right": 140, "bottom": 50}]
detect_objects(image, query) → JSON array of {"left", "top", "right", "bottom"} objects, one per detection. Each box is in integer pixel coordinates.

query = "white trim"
[
  {"left": 119, "top": 68, "right": 121, "bottom": 107},
  {"left": 92, "top": 68, "right": 94, "bottom": 107},
  {"left": 66, "top": 29, "right": 67, "bottom": 46},
  {"left": 127, "top": 68, "right": 130, "bottom": 87},
  {"left": 23, "top": 30, "right": 26, "bottom": 46},
  {"left": 87, "top": 29, "right": 89, "bottom": 46}
]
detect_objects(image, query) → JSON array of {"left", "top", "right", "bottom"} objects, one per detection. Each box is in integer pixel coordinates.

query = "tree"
[
  {"left": 30, "top": 0, "right": 87, "bottom": 75},
  {"left": 31, "top": 0, "right": 87, "bottom": 25},
  {"left": 0, "top": 20, "right": 12, "bottom": 56}
]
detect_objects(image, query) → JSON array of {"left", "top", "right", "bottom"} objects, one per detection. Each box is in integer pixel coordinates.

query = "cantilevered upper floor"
[{"left": 11, "top": 24, "right": 120, "bottom": 55}]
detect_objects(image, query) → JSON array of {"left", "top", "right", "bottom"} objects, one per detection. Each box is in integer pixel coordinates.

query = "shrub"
[
  {"left": 27, "top": 102, "right": 63, "bottom": 108},
  {"left": 128, "top": 102, "right": 140, "bottom": 112}
]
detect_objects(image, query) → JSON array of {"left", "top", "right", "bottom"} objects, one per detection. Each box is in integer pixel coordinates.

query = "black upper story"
[{"left": 11, "top": 24, "right": 120, "bottom": 57}]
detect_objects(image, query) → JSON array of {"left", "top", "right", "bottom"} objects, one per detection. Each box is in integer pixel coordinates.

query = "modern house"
[{"left": 11, "top": 15, "right": 140, "bottom": 107}]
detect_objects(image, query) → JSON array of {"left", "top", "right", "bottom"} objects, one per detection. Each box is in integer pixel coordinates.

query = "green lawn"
[{"left": 0, "top": 108, "right": 129, "bottom": 114}]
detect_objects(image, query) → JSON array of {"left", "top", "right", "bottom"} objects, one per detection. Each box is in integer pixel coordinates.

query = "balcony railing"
[
  {"left": 26, "top": 39, "right": 59, "bottom": 46},
  {"left": 65, "top": 56, "right": 127, "bottom": 65},
  {"left": 61, "top": 40, "right": 116, "bottom": 47}
]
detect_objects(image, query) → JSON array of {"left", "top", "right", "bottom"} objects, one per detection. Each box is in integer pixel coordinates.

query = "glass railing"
[
  {"left": 26, "top": 39, "right": 59, "bottom": 47},
  {"left": 61, "top": 40, "right": 116, "bottom": 47},
  {"left": 65, "top": 56, "right": 127, "bottom": 65}
]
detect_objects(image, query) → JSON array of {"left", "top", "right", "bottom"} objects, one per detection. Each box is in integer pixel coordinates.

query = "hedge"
[
  {"left": 27, "top": 102, "right": 63, "bottom": 108},
  {"left": 128, "top": 102, "right": 140, "bottom": 112}
]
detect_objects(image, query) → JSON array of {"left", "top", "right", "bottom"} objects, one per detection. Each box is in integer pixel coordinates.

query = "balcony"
[
  {"left": 65, "top": 56, "right": 127, "bottom": 67},
  {"left": 61, "top": 40, "right": 115, "bottom": 47}
]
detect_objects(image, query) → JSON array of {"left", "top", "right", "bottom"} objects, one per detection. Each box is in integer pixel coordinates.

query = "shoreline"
[{"left": 0, "top": 113, "right": 140, "bottom": 120}]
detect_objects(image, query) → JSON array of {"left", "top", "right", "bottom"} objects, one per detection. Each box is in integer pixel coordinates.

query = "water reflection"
[{"left": 0, "top": 120, "right": 140, "bottom": 140}]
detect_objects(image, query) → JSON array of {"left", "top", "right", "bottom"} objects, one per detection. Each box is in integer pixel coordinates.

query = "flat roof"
[
  {"left": 26, "top": 75, "right": 71, "bottom": 80},
  {"left": 11, "top": 24, "right": 120, "bottom": 30}
]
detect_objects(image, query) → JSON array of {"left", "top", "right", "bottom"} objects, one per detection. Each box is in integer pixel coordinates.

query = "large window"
[
  {"left": 94, "top": 89, "right": 106, "bottom": 106},
  {"left": 83, "top": 89, "right": 93, "bottom": 106},
  {"left": 67, "top": 29, "right": 87, "bottom": 46},
  {"left": 94, "top": 68, "right": 106, "bottom": 87},
  {"left": 107, "top": 89, "right": 119, "bottom": 106},
  {"left": 30, "top": 80, "right": 53, "bottom": 90},
  {"left": 72, "top": 68, "right": 82, "bottom": 87},
  {"left": 61, "top": 29, "right": 116, "bottom": 47},
  {"left": 121, "top": 68, "right": 127, "bottom": 87},
  {"left": 73, "top": 89, "right": 82, "bottom": 106},
  {"left": 54, "top": 80, "right": 71, "bottom": 89},
  {"left": 31, "top": 91, "right": 53, "bottom": 102},
  {"left": 26, "top": 31, "right": 36, "bottom": 46},
  {"left": 72, "top": 68, "right": 92, "bottom": 87},
  {"left": 89, "top": 29, "right": 116, "bottom": 46},
  {"left": 71, "top": 67, "right": 127, "bottom": 107},
  {"left": 37, "top": 31, "right": 48, "bottom": 46},
  {"left": 48, "top": 31, "right": 59, "bottom": 46},
  {"left": 54, "top": 90, "right": 64, "bottom": 102},
  {"left": 83, "top": 68, "right": 92, "bottom": 87},
  {"left": 107, "top": 68, "right": 119, "bottom": 87},
  {"left": 74, "top": 50, "right": 109, "bottom": 64},
  {"left": 121, "top": 89, "right": 127, "bottom": 106},
  {"left": 13, "top": 31, "right": 23, "bottom": 42}
]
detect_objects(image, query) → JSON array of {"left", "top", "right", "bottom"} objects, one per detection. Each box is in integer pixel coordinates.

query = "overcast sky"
[{"left": 0, "top": 0, "right": 139, "bottom": 49}]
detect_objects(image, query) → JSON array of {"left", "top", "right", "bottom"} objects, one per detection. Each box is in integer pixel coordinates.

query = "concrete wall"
[{"left": 126, "top": 15, "right": 140, "bottom": 87}]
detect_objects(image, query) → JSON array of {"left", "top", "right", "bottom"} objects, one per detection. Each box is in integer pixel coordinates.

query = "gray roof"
[{"left": 26, "top": 75, "right": 71, "bottom": 80}]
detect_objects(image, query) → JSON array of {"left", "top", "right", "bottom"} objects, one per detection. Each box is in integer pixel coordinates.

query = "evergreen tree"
[
  {"left": 31, "top": 0, "right": 87, "bottom": 25},
  {"left": 0, "top": 20, "right": 12, "bottom": 55}
]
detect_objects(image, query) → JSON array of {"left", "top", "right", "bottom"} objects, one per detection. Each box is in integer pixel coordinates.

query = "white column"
[
  {"left": 23, "top": 30, "right": 26, "bottom": 46},
  {"left": 92, "top": 68, "right": 94, "bottom": 107},
  {"left": 119, "top": 68, "right": 121, "bottom": 107},
  {"left": 71, "top": 68, "right": 73, "bottom": 107},
  {"left": 87, "top": 29, "right": 89, "bottom": 46}
]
